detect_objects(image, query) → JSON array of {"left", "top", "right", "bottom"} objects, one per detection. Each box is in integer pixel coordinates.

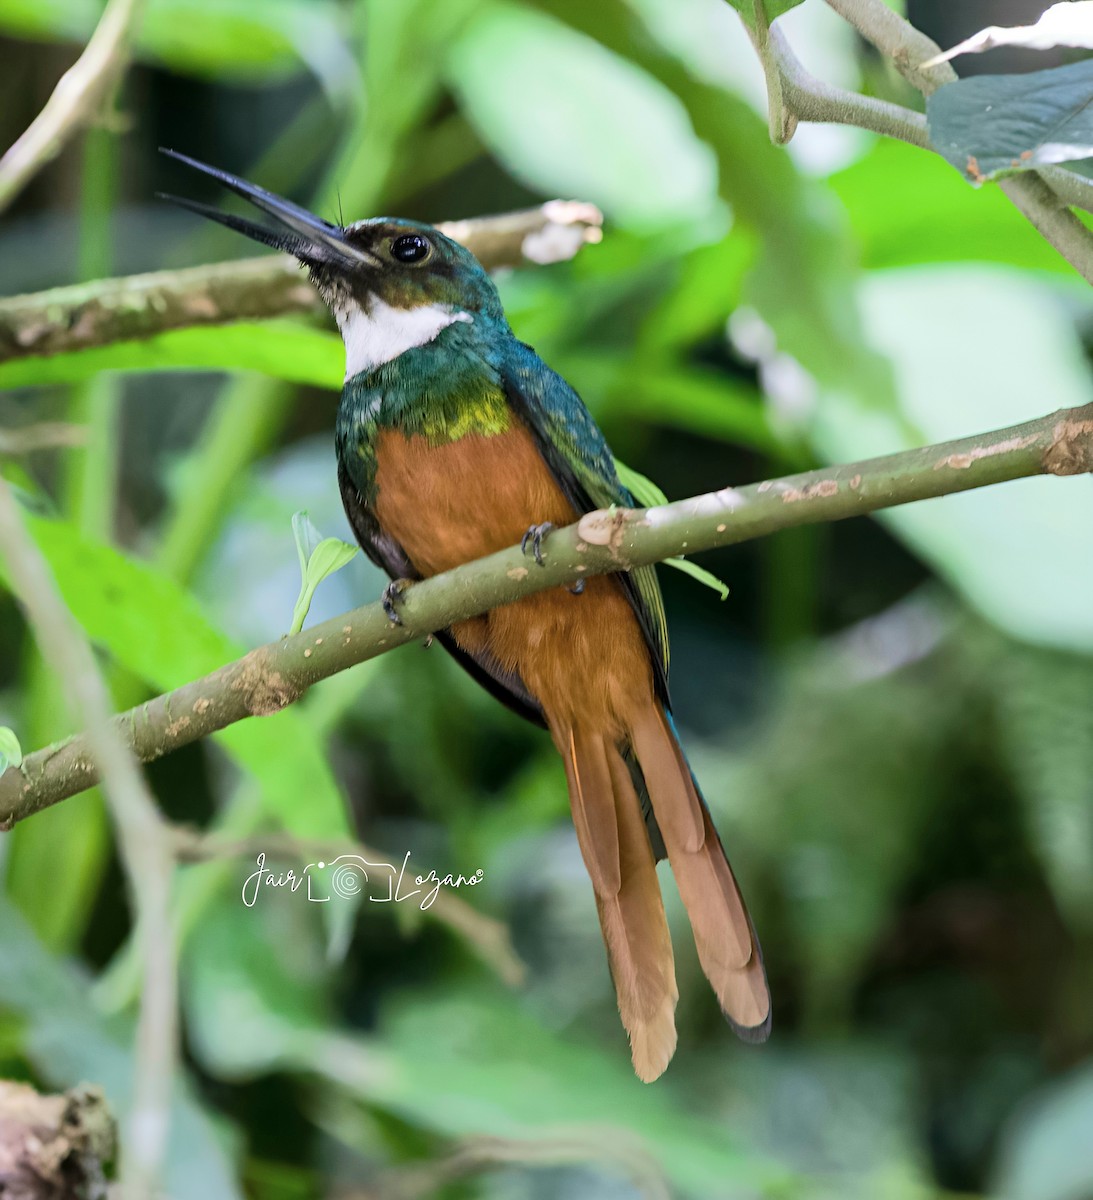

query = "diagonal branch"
[
  {"left": 2, "top": 402, "right": 1090, "bottom": 828},
  {"left": 0, "top": 422, "right": 88, "bottom": 454},
  {"left": 0, "top": 202, "right": 603, "bottom": 363},
  {"left": 0, "top": 0, "right": 144, "bottom": 215},
  {"left": 822, "top": 0, "right": 958, "bottom": 95},
  {"left": 0, "top": 475, "right": 174, "bottom": 1199}
]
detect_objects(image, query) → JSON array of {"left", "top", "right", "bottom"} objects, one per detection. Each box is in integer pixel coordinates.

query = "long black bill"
[{"left": 158, "top": 148, "right": 376, "bottom": 268}]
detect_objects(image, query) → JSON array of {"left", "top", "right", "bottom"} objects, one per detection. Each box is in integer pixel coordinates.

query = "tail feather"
[
  {"left": 629, "top": 704, "right": 771, "bottom": 1038},
  {"left": 563, "top": 727, "right": 621, "bottom": 897},
  {"left": 696, "top": 802, "right": 771, "bottom": 1041},
  {"left": 558, "top": 725, "right": 678, "bottom": 1082}
]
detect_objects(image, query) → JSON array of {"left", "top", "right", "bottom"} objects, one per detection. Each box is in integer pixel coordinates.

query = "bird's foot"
[
  {"left": 382, "top": 578, "right": 412, "bottom": 625},
  {"left": 567, "top": 578, "right": 586, "bottom": 595},
  {"left": 520, "top": 522, "right": 555, "bottom": 567}
]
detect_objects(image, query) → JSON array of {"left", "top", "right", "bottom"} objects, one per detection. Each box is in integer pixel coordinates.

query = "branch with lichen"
[
  {"left": 3, "top": 402, "right": 1090, "bottom": 827},
  {"left": 0, "top": 202, "right": 603, "bottom": 362}
]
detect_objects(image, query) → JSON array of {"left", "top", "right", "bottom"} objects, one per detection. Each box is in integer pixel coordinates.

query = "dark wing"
[
  {"left": 498, "top": 341, "right": 671, "bottom": 708},
  {"left": 337, "top": 462, "right": 547, "bottom": 727}
]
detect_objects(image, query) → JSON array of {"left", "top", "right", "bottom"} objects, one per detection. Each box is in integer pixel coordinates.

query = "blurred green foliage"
[{"left": 1, "top": 1, "right": 1092, "bottom": 1197}]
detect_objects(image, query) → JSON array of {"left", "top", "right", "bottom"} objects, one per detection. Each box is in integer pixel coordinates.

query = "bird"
[{"left": 161, "top": 149, "right": 771, "bottom": 1081}]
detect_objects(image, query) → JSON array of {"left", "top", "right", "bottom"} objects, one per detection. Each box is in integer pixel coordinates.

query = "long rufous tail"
[{"left": 553, "top": 703, "right": 769, "bottom": 1082}]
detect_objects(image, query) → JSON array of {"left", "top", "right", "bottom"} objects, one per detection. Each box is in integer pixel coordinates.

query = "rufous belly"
[{"left": 372, "top": 422, "right": 653, "bottom": 734}]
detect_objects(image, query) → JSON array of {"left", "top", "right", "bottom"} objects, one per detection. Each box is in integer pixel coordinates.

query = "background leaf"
[
  {"left": 448, "top": 2, "right": 720, "bottom": 229},
  {"left": 0, "top": 515, "right": 352, "bottom": 840},
  {"left": 0, "top": 0, "right": 357, "bottom": 86},
  {"left": 812, "top": 265, "right": 1093, "bottom": 651},
  {"left": 0, "top": 726, "right": 22, "bottom": 772},
  {"left": 724, "top": 0, "right": 805, "bottom": 31},
  {"left": 0, "top": 322, "right": 344, "bottom": 392},
  {"left": 927, "top": 59, "right": 1093, "bottom": 181},
  {"left": 0, "top": 898, "right": 242, "bottom": 1200}
]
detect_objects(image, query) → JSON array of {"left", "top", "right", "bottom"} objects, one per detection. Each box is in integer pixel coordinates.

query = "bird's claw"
[
  {"left": 382, "top": 578, "right": 412, "bottom": 625},
  {"left": 521, "top": 522, "right": 555, "bottom": 567},
  {"left": 567, "top": 578, "right": 585, "bottom": 595}
]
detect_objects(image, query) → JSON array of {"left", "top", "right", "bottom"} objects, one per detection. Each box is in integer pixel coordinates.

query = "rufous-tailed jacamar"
[{"left": 162, "top": 150, "right": 770, "bottom": 1081}]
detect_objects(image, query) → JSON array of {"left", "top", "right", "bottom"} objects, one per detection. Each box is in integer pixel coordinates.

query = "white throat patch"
[{"left": 335, "top": 295, "right": 472, "bottom": 381}]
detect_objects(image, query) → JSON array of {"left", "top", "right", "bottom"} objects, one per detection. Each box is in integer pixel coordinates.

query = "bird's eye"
[{"left": 390, "top": 233, "right": 431, "bottom": 264}]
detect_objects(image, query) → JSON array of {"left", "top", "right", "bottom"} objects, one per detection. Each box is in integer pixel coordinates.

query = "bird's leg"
[
  {"left": 567, "top": 579, "right": 585, "bottom": 595},
  {"left": 382, "top": 578, "right": 412, "bottom": 625},
  {"left": 520, "top": 522, "right": 555, "bottom": 567}
]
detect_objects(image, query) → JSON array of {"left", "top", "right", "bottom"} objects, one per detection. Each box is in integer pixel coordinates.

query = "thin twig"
[
  {"left": 770, "top": 24, "right": 929, "bottom": 148},
  {"left": 0, "top": 0, "right": 144, "bottom": 215},
  {"left": 170, "top": 827, "right": 526, "bottom": 987},
  {"left": 821, "top": 0, "right": 1093, "bottom": 280},
  {"left": 1040, "top": 165, "right": 1093, "bottom": 214},
  {"left": 750, "top": 0, "right": 798, "bottom": 144},
  {"left": 0, "top": 423, "right": 88, "bottom": 454},
  {"left": 355, "top": 1130, "right": 674, "bottom": 1200},
  {"left": 822, "top": 0, "right": 958, "bottom": 95},
  {"left": 998, "top": 171, "right": 1093, "bottom": 285},
  {"left": 0, "top": 202, "right": 603, "bottom": 363},
  {"left": 0, "top": 475, "right": 174, "bottom": 1200},
  {"left": 2, "top": 402, "right": 1090, "bottom": 826}
]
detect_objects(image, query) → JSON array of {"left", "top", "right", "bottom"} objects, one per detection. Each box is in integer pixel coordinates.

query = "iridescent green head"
[
  {"left": 160, "top": 149, "right": 506, "bottom": 380},
  {"left": 316, "top": 217, "right": 504, "bottom": 318}
]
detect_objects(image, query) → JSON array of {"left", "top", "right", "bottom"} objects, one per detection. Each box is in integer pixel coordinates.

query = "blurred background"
[{"left": 1, "top": 0, "right": 1092, "bottom": 1197}]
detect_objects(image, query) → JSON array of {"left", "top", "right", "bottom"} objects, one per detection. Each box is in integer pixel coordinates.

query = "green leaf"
[
  {"left": 664, "top": 556, "right": 730, "bottom": 600},
  {"left": 0, "top": 514, "right": 351, "bottom": 839},
  {"left": 993, "top": 1064, "right": 1093, "bottom": 1200},
  {"left": 0, "top": 0, "right": 96, "bottom": 41},
  {"left": 0, "top": 322, "right": 344, "bottom": 392},
  {"left": 324, "top": 0, "right": 481, "bottom": 213},
  {"left": 307, "top": 538, "right": 359, "bottom": 588},
  {"left": 993, "top": 645, "right": 1093, "bottom": 933},
  {"left": 812, "top": 265, "right": 1093, "bottom": 651},
  {"left": 724, "top": 0, "right": 805, "bottom": 30},
  {"left": 291, "top": 510, "right": 325, "bottom": 577},
  {"left": 289, "top": 512, "right": 359, "bottom": 636},
  {"left": 830, "top": 138, "right": 1076, "bottom": 275},
  {"left": 0, "top": 726, "right": 23, "bottom": 772},
  {"left": 447, "top": 1, "right": 719, "bottom": 229},
  {"left": 0, "top": 0, "right": 356, "bottom": 87},
  {"left": 182, "top": 900, "right": 351, "bottom": 1079},
  {"left": 699, "top": 648, "right": 958, "bottom": 1020},
  {"left": 927, "top": 59, "right": 1093, "bottom": 182},
  {"left": 615, "top": 460, "right": 668, "bottom": 507},
  {"left": 373, "top": 985, "right": 783, "bottom": 1195},
  {"left": 615, "top": 462, "right": 729, "bottom": 598},
  {"left": 635, "top": 49, "right": 897, "bottom": 412}
]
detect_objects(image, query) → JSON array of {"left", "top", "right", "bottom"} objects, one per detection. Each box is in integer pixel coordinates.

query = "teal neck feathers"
[{"left": 335, "top": 312, "right": 513, "bottom": 490}]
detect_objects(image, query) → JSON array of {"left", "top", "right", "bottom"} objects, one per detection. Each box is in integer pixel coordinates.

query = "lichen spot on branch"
[
  {"left": 231, "top": 647, "right": 303, "bottom": 717},
  {"left": 1043, "top": 417, "right": 1093, "bottom": 476},
  {"left": 576, "top": 507, "right": 630, "bottom": 559},
  {"left": 779, "top": 479, "right": 839, "bottom": 503}
]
